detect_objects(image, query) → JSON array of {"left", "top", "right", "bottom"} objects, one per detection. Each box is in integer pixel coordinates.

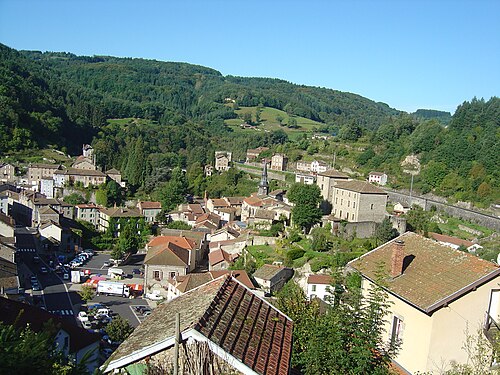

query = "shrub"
[{"left": 287, "top": 248, "right": 305, "bottom": 261}]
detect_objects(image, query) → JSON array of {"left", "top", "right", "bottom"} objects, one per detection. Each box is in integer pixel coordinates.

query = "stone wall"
[
  {"left": 386, "top": 189, "right": 500, "bottom": 231},
  {"left": 247, "top": 236, "right": 278, "bottom": 246},
  {"left": 337, "top": 221, "right": 377, "bottom": 239}
]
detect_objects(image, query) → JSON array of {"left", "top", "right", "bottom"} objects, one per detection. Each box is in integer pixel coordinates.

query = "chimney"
[{"left": 391, "top": 240, "right": 405, "bottom": 278}]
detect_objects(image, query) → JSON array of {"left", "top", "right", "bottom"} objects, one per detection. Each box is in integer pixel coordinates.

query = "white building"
[
  {"left": 368, "top": 172, "right": 388, "bottom": 186},
  {"left": 307, "top": 274, "right": 333, "bottom": 303}
]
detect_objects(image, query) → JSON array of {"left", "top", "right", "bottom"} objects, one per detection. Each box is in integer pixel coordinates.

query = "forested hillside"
[{"left": 0, "top": 43, "right": 498, "bottom": 206}]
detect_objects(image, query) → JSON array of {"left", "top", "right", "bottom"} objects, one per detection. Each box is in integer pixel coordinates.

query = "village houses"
[{"left": 214, "top": 151, "right": 232, "bottom": 171}]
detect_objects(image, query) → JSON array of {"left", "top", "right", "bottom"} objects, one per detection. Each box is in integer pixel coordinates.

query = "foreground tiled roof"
[
  {"left": 208, "top": 248, "right": 238, "bottom": 266},
  {"left": 175, "top": 270, "right": 254, "bottom": 293},
  {"left": 106, "top": 276, "right": 292, "bottom": 375},
  {"left": 0, "top": 297, "right": 99, "bottom": 352},
  {"left": 348, "top": 232, "right": 500, "bottom": 313},
  {"left": 335, "top": 180, "right": 386, "bottom": 194}
]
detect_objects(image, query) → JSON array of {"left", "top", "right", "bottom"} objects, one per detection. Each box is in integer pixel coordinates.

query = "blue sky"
[{"left": 1, "top": 0, "right": 498, "bottom": 113}]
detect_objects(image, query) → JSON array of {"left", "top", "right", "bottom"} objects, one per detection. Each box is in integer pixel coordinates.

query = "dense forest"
[{"left": 0, "top": 43, "right": 498, "bottom": 206}]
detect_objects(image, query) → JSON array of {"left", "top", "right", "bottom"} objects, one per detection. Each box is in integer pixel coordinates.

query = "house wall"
[
  {"left": 0, "top": 220, "right": 14, "bottom": 237},
  {"left": 40, "top": 225, "right": 62, "bottom": 242},
  {"left": 364, "top": 275, "right": 499, "bottom": 374},
  {"left": 144, "top": 264, "right": 187, "bottom": 296},
  {"left": 358, "top": 193, "right": 387, "bottom": 223},
  {"left": 143, "top": 208, "right": 161, "bottom": 223},
  {"left": 307, "top": 283, "right": 331, "bottom": 302},
  {"left": 77, "top": 207, "right": 99, "bottom": 227},
  {"left": 362, "top": 279, "right": 434, "bottom": 373}
]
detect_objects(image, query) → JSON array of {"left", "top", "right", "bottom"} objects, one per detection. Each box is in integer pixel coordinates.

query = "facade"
[
  {"left": 105, "top": 169, "right": 124, "bottom": 187},
  {"left": 295, "top": 173, "right": 316, "bottom": 185},
  {"left": 295, "top": 160, "right": 311, "bottom": 172},
  {"left": 28, "top": 163, "right": 61, "bottom": 184},
  {"left": 253, "top": 264, "right": 294, "bottom": 294},
  {"left": 0, "top": 163, "right": 16, "bottom": 182},
  {"left": 348, "top": 232, "right": 500, "bottom": 374},
  {"left": 54, "top": 168, "right": 107, "bottom": 188},
  {"left": 316, "top": 169, "right": 350, "bottom": 203},
  {"left": 332, "top": 180, "right": 388, "bottom": 223},
  {"left": 306, "top": 274, "right": 333, "bottom": 303},
  {"left": 40, "top": 178, "right": 54, "bottom": 198},
  {"left": 214, "top": 151, "right": 232, "bottom": 171},
  {"left": 72, "top": 157, "right": 96, "bottom": 170},
  {"left": 204, "top": 164, "right": 213, "bottom": 176},
  {"left": 137, "top": 201, "right": 162, "bottom": 223},
  {"left": 97, "top": 207, "right": 142, "bottom": 234},
  {"left": 311, "top": 160, "right": 328, "bottom": 173},
  {"left": 270, "top": 153, "right": 288, "bottom": 171},
  {"left": 368, "top": 171, "right": 388, "bottom": 186},
  {"left": 246, "top": 146, "right": 269, "bottom": 162},
  {"left": 103, "top": 276, "right": 293, "bottom": 375},
  {"left": 76, "top": 203, "right": 100, "bottom": 228}
]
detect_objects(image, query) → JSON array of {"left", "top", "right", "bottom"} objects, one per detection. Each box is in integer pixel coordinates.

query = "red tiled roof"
[
  {"left": 318, "top": 169, "right": 349, "bottom": 179},
  {"left": 144, "top": 242, "right": 190, "bottom": 267},
  {"left": 146, "top": 236, "right": 196, "bottom": 250},
  {"left": 307, "top": 274, "right": 333, "bottom": 285},
  {"left": 208, "top": 248, "right": 235, "bottom": 266},
  {"left": 348, "top": 232, "right": 500, "bottom": 313},
  {"left": 210, "top": 198, "right": 229, "bottom": 207},
  {"left": 244, "top": 196, "right": 263, "bottom": 207},
  {"left": 429, "top": 232, "right": 474, "bottom": 248},
  {"left": 188, "top": 204, "right": 204, "bottom": 214}
]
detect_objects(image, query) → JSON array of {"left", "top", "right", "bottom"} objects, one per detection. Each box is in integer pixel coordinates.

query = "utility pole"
[
  {"left": 332, "top": 152, "right": 336, "bottom": 169},
  {"left": 409, "top": 173, "right": 414, "bottom": 201},
  {"left": 174, "top": 312, "right": 180, "bottom": 375}
]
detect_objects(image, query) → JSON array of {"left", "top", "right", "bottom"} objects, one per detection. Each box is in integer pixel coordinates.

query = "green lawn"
[
  {"left": 246, "top": 244, "right": 280, "bottom": 267},
  {"left": 225, "top": 106, "right": 324, "bottom": 140}
]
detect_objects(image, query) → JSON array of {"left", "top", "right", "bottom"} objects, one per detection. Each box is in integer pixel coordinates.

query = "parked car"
[
  {"left": 63, "top": 273, "right": 70, "bottom": 280},
  {"left": 88, "top": 303, "right": 106, "bottom": 311},
  {"left": 30, "top": 275, "right": 38, "bottom": 283},
  {"left": 82, "top": 320, "right": 92, "bottom": 329},
  {"left": 132, "top": 268, "right": 142, "bottom": 275},
  {"left": 40, "top": 266, "right": 48, "bottom": 274},
  {"left": 145, "top": 292, "right": 164, "bottom": 301},
  {"left": 31, "top": 283, "right": 41, "bottom": 291},
  {"left": 103, "top": 261, "right": 111, "bottom": 267},
  {"left": 78, "top": 311, "right": 89, "bottom": 322}
]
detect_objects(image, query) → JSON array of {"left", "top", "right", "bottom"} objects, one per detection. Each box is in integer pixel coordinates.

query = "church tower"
[{"left": 258, "top": 159, "right": 269, "bottom": 196}]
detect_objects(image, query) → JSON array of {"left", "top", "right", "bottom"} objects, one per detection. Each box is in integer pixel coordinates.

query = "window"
[
  {"left": 370, "top": 204, "right": 374, "bottom": 210},
  {"left": 347, "top": 201, "right": 350, "bottom": 207},
  {"left": 170, "top": 272, "right": 176, "bottom": 279},
  {"left": 153, "top": 270, "right": 162, "bottom": 281},
  {"left": 391, "top": 316, "right": 404, "bottom": 344},
  {"left": 353, "top": 201, "right": 356, "bottom": 208},
  {"left": 312, "top": 285, "right": 316, "bottom": 292},
  {"left": 346, "top": 212, "right": 349, "bottom": 220}
]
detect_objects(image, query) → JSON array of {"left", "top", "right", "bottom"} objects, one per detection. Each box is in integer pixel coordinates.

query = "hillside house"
[
  {"left": 165, "top": 270, "right": 254, "bottom": 301},
  {"left": 295, "top": 160, "right": 311, "bottom": 172},
  {"left": 307, "top": 274, "right": 333, "bottom": 303},
  {"left": 105, "top": 168, "right": 125, "bottom": 187},
  {"left": 429, "top": 232, "right": 481, "bottom": 252},
  {"left": 54, "top": 168, "right": 107, "bottom": 188},
  {"left": 332, "top": 180, "right": 388, "bottom": 223},
  {"left": 368, "top": 171, "right": 388, "bottom": 186},
  {"left": 0, "top": 163, "right": 16, "bottom": 182},
  {"left": 295, "top": 173, "right": 316, "bottom": 185},
  {"left": 39, "top": 178, "right": 54, "bottom": 198},
  {"left": 348, "top": 232, "right": 500, "bottom": 374},
  {"left": 71, "top": 156, "right": 96, "bottom": 170},
  {"left": 208, "top": 247, "right": 239, "bottom": 271},
  {"left": 28, "top": 163, "right": 61, "bottom": 185},
  {"left": 270, "top": 153, "right": 288, "bottom": 171},
  {"left": 214, "top": 151, "right": 232, "bottom": 171},
  {"left": 75, "top": 203, "right": 100, "bottom": 228},
  {"left": 316, "top": 169, "right": 350, "bottom": 204},
  {"left": 311, "top": 160, "right": 328, "bottom": 174},
  {"left": 146, "top": 235, "right": 199, "bottom": 270},
  {"left": 393, "top": 202, "right": 410, "bottom": 215},
  {"left": 97, "top": 207, "right": 142, "bottom": 235},
  {"left": 103, "top": 276, "right": 293, "bottom": 375},
  {"left": 253, "top": 264, "right": 294, "bottom": 295},
  {"left": 204, "top": 164, "right": 213, "bottom": 176},
  {"left": 246, "top": 146, "right": 269, "bottom": 162},
  {"left": 137, "top": 201, "right": 162, "bottom": 223}
]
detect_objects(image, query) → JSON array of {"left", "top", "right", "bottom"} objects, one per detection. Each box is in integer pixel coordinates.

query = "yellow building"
[{"left": 348, "top": 232, "right": 500, "bottom": 374}]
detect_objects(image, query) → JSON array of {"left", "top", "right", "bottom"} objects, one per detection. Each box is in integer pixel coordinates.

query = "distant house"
[
  {"left": 348, "top": 232, "right": 500, "bottom": 374},
  {"left": 295, "top": 160, "right": 311, "bottom": 172},
  {"left": 246, "top": 146, "right": 269, "bottom": 162},
  {"left": 146, "top": 235, "right": 199, "bottom": 270},
  {"left": 214, "top": 151, "right": 232, "bottom": 171},
  {"left": 137, "top": 201, "right": 162, "bottom": 223},
  {"left": 0, "top": 163, "right": 16, "bottom": 182},
  {"left": 429, "top": 232, "right": 481, "bottom": 252},
  {"left": 143, "top": 240, "right": 193, "bottom": 298},
  {"left": 165, "top": 270, "right": 254, "bottom": 300},
  {"left": 253, "top": 264, "right": 294, "bottom": 294},
  {"left": 306, "top": 274, "right": 333, "bottom": 303},
  {"left": 208, "top": 248, "right": 239, "bottom": 271},
  {"left": 206, "top": 198, "right": 230, "bottom": 213},
  {"left": 0, "top": 212, "right": 15, "bottom": 238},
  {"left": 28, "top": 163, "right": 61, "bottom": 185},
  {"left": 295, "top": 173, "right": 316, "bottom": 185},
  {"left": 0, "top": 297, "right": 100, "bottom": 373},
  {"left": 0, "top": 256, "right": 19, "bottom": 295},
  {"left": 311, "top": 160, "right": 328, "bottom": 174},
  {"left": 316, "top": 169, "right": 350, "bottom": 203},
  {"left": 39, "top": 220, "right": 81, "bottom": 253},
  {"left": 75, "top": 203, "right": 100, "bottom": 228},
  {"left": 102, "top": 276, "right": 293, "bottom": 375},
  {"left": 368, "top": 171, "right": 388, "bottom": 186},
  {"left": 72, "top": 156, "right": 96, "bottom": 171},
  {"left": 105, "top": 168, "right": 125, "bottom": 187},
  {"left": 331, "top": 180, "right": 388, "bottom": 223},
  {"left": 204, "top": 164, "right": 213, "bottom": 176},
  {"left": 97, "top": 207, "right": 142, "bottom": 235},
  {"left": 393, "top": 202, "right": 410, "bottom": 215},
  {"left": 270, "top": 153, "right": 288, "bottom": 171},
  {"left": 39, "top": 178, "right": 54, "bottom": 198},
  {"left": 54, "top": 168, "right": 107, "bottom": 188}
]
